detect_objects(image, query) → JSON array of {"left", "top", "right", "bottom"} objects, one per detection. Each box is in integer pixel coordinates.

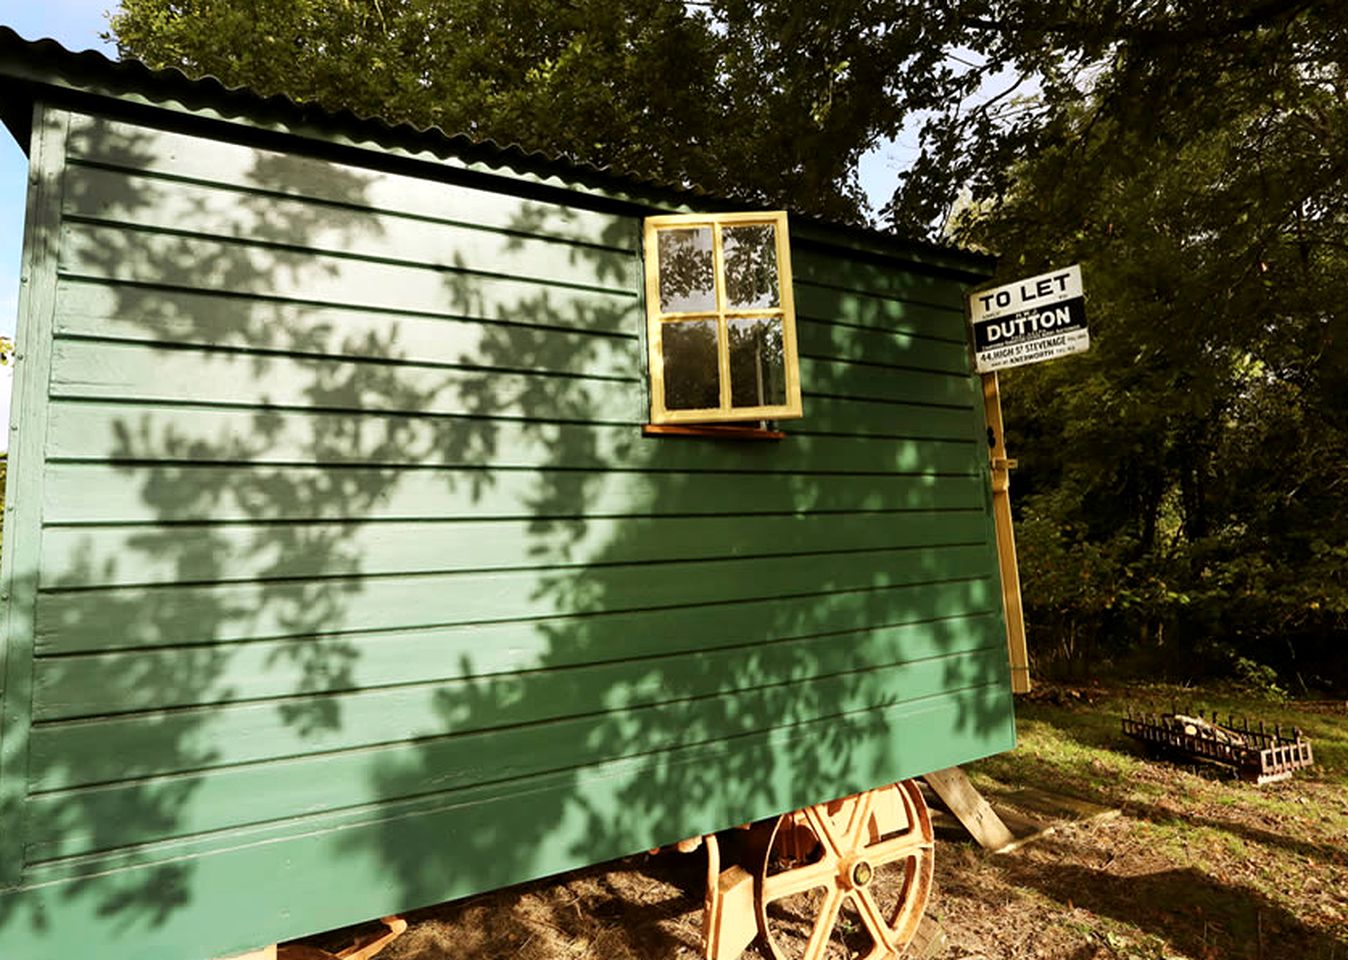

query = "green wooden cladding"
[{"left": 0, "top": 101, "right": 1014, "bottom": 960}]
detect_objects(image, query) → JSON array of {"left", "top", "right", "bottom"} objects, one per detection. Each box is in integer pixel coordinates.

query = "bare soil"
[{"left": 298, "top": 685, "right": 1348, "bottom": 960}]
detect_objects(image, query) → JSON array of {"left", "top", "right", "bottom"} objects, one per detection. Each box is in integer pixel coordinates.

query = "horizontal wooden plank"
[
  {"left": 48, "top": 339, "right": 643, "bottom": 424},
  {"left": 793, "top": 251, "right": 969, "bottom": 310},
  {"left": 29, "top": 643, "right": 1008, "bottom": 792},
  {"left": 794, "top": 282, "right": 967, "bottom": 343},
  {"left": 58, "top": 223, "right": 640, "bottom": 333},
  {"left": 50, "top": 339, "right": 977, "bottom": 438},
  {"left": 34, "top": 543, "right": 995, "bottom": 654},
  {"left": 31, "top": 580, "right": 1000, "bottom": 720},
  {"left": 30, "top": 581, "right": 996, "bottom": 714},
  {"left": 63, "top": 164, "right": 639, "bottom": 292},
  {"left": 6, "top": 687, "right": 1014, "bottom": 960},
  {"left": 794, "top": 224, "right": 993, "bottom": 278},
  {"left": 50, "top": 287, "right": 979, "bottom": 415},
  {"left": 797, "top": 318, "right": 970, "bottom": 375},
  {"left": 53, "top": 279, "right": 642, "bottom": 378},
  {"left": 44, "top": 401, "right": 981, "bottom": 473},
  {"left": 29, "top": 635, "right": 1007, "bottom": 856},
  {"left": 40, "top": 511, "right": 992, "bottom": 589},
  {"left": 66, "top": 112, "right": 639, "bottom": 250},
  {"left": 42, "top": 463, "right": 989, "bottom": 525},
  {"left": 793, "top": 395, "right": 976, "bottom": 439},
  {"left": 799, "top": 357, "right": 978, "bottom": 407}
]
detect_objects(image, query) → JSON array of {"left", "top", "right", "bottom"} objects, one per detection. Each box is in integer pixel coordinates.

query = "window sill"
[{"left": 642, "top": 423, "right": 785, "bottom": 441}]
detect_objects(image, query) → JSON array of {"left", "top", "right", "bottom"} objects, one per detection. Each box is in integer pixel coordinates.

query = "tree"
[
  {"left": 943, "top": 2, "right": 1348, "bottom": 688},
  {"left": 888, "top": 1, "right": 1348, "bottom": 233},
  {"left": 109, "top": 0, "right": 981, "bottom": 223}
]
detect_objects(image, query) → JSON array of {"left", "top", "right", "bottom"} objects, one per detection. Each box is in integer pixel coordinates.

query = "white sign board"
[{"left": 969, "top": 265, "right": 1088, "bottom": 374}]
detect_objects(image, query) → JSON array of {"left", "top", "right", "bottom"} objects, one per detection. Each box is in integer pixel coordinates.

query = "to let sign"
[{"left": 969, "top": 265, "right": 1088, "bottom": 374}]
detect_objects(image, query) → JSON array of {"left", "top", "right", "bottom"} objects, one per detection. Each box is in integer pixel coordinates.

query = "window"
[{"left": 643, "top": 211, "right": 802, "bottom": 425}]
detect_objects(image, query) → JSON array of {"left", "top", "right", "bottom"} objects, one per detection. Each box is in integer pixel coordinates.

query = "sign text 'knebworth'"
[{"left": 969, "top": 265, "right": 1088, "bottom": 374}]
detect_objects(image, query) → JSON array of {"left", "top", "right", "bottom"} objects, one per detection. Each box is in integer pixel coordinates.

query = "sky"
[{"left": 0, "top": 1, "right": 920, "bottom": 452}]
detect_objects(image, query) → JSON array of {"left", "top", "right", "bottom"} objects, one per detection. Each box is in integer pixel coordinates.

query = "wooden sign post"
[
  {"left": 968, "top": 265, "right": 1091, "bottom": 696},
  {"left": 982, "top": 371, "right": 1030, "bottom": 694}
]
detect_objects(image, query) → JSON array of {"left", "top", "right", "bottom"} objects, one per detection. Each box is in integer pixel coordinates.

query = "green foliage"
[
  {"left": 951, "top": 3, "right": 1348, "bottom": 689},
  {"left": 1230, "top": 657, "right": 1288, "bottom": 703},
  {"left": 107, "top": 0, "right": 978, "bottom": 223}
]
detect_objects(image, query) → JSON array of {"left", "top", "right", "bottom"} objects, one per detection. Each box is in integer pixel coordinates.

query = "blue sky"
[{"left": 0, "top": 2, "right": 919, "bottom": 448}]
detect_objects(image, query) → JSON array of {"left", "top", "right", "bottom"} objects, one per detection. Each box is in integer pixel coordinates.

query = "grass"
[{"left": 951, "top": 683, "right": 1348, "bottom": 959}]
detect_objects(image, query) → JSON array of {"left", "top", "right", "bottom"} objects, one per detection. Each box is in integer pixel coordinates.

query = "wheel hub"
[{"left": 847, "top": 859, "right": 874, "bottom": 888}]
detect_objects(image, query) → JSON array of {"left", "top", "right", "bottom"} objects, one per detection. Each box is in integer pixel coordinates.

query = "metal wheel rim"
[{"left": 755, "top": 780, "right": 934, "bottom": 960}]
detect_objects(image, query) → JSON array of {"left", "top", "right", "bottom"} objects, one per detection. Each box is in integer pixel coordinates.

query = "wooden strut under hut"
[{"left": 222, "top": 916, "right": 407, "bottom": 960}]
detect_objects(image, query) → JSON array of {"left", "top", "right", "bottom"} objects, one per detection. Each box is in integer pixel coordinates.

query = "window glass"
[
  {"left": 658, "top": 227, "right": 716, "bottom": 313},
  {"left": 723, "top": 224, "right": 779, "bottom": 309},
  {"left": 663, "top": 319, "right": 720, "bottom": 409},
  {"left": 729, "top": 316, "right": 787, "bottom": 407}
]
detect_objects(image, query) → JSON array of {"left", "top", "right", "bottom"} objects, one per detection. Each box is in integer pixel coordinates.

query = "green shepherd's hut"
[{"left": 0, "top": 28, "right": 1022, "bottom": 960}]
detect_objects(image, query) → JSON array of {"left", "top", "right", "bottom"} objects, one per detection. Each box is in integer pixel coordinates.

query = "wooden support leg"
[
  {"left": 334, "top": 916, "right": 407, "bottom": 960},
  {"left": 702, "top": 832, "right": 722, "bottom": 960},
  {"left": 226, "top": 914, "right": 408, "bottom": 960},
  {"left": 701, "top": 833, "right": 758, "bottom": 960},
  {"left": 923, "top": 766, "right": 1017, "bottom": 853}
]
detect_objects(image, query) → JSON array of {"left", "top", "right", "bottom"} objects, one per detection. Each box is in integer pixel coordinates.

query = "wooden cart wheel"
[{"left": 755, "top": 780, "right": 934, "bottom": 960}]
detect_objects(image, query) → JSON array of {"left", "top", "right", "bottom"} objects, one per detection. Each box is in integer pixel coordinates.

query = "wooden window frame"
[{"left": 643, "top": 210, "right": 803, "bottom": 425}]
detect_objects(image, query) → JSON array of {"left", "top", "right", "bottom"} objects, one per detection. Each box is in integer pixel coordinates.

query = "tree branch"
[{"left": 964, "top": 0, "right": 1315, "bottom": 49}]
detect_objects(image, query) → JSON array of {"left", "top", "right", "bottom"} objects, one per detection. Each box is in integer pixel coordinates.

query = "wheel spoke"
[
  {"left": 801, "top": 887, "right": 845, "bottom": 960},
  {"left": 803, "top": 802, "right": 847, "bottom": 859},
  {"left": 853, "top": 889, "right": 899, "bottom": 958},
  {"left": 762, "top": 857, "right": 839, "bottom": 904},
  {"left": 864, "top": 830, "right": 933, "bottom": 866},
  {"left": 842, "top": 790, "right": 876, "bottom": 850}
]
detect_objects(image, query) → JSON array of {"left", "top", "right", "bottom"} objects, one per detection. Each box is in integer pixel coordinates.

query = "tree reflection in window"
[
  {"left": 664, "top": 319, "right": 720, "bottom": 409},
  {"left": 729, "top": 317, "right": 786, "bottom": 407},
  {"left": 723, "top": 225, "right": 779, "bottom": 310},
  {"left": 657, "top": 228, "right": 715, "bottom": 313}
]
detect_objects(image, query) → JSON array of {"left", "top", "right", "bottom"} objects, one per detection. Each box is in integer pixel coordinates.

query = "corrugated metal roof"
[{"left": 0, "top": 25, "right": 993, "bottom": 273}]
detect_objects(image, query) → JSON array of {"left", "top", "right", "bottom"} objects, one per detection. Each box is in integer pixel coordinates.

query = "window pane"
[
  {"left": 723, "top": 225, "right": 779, "bottom": 309},
  {"left": 729, "top": 317, "right": 787, "bottom": 408},
  {"left": 663, "top": 319, "right": 721, "bottom": 410},
  {"left": 658, "top": 228, "right": 716, "bottom": 313}
]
